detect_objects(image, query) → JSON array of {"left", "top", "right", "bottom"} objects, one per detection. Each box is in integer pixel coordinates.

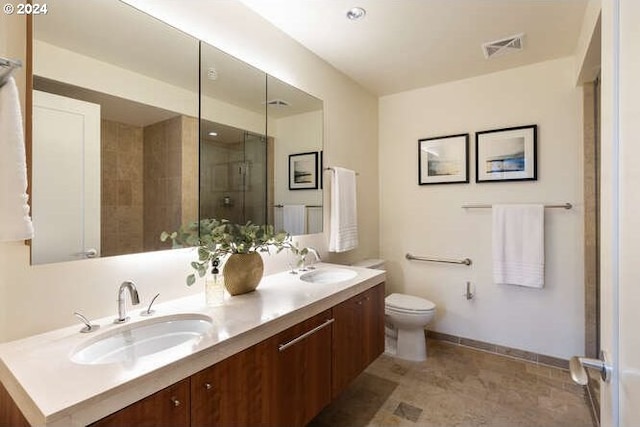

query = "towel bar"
[
  {"left": 462, "top": 203, "right": 572, "bottom": 209},
  {"left": 405, "top": 253, "right": 472, "bottom": 266},
  {"left": 274, "top": 204, "right": 322, "bottom": 208},
  {"left": 324, "top": 167, "right": 359, "bottom": 176}
]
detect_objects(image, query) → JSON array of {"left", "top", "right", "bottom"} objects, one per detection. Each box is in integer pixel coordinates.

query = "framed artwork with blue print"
[
  {"left": 476, "top": 125, "right": 537, "bottom": 183},
  {"left": 418, "top": 133, "right": 469, "bottom": 185}
]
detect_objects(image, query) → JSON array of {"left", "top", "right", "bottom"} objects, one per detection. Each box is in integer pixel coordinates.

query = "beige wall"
[
  {"left": 379, "top": 57, "right": 584, "bottom": 359},
  {"left": 273, "top": 110, "right": 323, "bottom": 207},
  {"left": 0, "top": 3, "right": 378, "bottom": 341}
]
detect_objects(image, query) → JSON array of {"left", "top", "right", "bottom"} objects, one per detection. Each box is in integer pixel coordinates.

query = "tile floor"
[{"left": 309, "top": 340, "right": 595, "bottom": 427}]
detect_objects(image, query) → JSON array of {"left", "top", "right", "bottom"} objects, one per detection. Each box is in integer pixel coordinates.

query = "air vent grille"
[
  {"left": 266, "top": 99, "right": 290, "bottom": 107},
  {"left": 482, "top": 33, "right": 524, "bottom": 59}
]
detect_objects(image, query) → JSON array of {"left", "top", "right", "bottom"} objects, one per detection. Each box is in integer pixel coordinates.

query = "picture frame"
[
  {"left": 289, "top": 151, "right": 319, "bottom": 190},
  {"left": 418, "top": 133, "right": 469, "bottom": 185},
  {"left": 476, "top": 125, "right": 537, "bottom": 183}
]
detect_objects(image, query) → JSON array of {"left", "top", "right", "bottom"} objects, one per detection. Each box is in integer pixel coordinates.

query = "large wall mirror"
[
  {"left": 199, "top": 42, "right": 268, "bottom": 227},
  {"left": 31, "top": 0, "right": 199, "bottom": 264},
  {"left": 30, "top": 0, "right": 324, "bottom": 265},
  {"left": 266, "top": 75, "right": 324, "bottom": 235}
]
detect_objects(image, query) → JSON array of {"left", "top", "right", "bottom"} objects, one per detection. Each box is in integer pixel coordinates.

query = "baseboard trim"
[{"left": 426, "top": 330, "right": 570, "bottom": 369}]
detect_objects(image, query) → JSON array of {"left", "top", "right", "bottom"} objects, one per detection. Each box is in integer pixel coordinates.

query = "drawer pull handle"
[
  {"left": 170, "top": 397, "right": 181, "bottom": 407},
  {"left": 278, "top": 318, "right": 334, "bottom": 352},
  {"left": 204, "top": 383, "right": 213, "bottom": 390}
]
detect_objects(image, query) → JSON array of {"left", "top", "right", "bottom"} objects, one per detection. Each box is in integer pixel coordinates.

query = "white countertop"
[{"left": 0, "top": 263, "right": 385, "bottom": 427}]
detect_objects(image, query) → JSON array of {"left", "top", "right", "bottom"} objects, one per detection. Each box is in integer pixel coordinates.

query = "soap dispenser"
[{"left": 205, "top": 258, "right": 225, "bottom": 306}]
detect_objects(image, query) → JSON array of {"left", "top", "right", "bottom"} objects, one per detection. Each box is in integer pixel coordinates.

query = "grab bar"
[{"left": 405, "top": 253, "right": 472, "bottom": 266}]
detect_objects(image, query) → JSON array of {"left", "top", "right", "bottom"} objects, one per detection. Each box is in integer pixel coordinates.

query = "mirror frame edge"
[{"left": 25, "top": 12, "right": 32, "bottom": 255}]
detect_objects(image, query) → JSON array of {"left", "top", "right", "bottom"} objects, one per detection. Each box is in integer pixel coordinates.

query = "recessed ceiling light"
[
  {"left": 208, "top": 131, "right": 218, "bottom": 137},
  {"left": 346, "top": 7, "right": 366, "bottom": 21}
]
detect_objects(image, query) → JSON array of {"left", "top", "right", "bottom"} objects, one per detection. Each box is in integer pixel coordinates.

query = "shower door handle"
[{"left": 569, "top": 350, "right": 612, "bottom": 385}]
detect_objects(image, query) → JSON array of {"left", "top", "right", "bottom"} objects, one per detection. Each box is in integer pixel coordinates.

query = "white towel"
[
  {"left": 0, "top": 76, "right": 34, "bottom": 241},
  {"left": 492, "top": 204, "right": 544, "bottom": 288},
  {"left": 307, "top": 206, "right": 323, "bottom": 234},
  {"left": 329, "top": 167, "right": 358, "bottom": 252},
  {"left": 283, "top": 204, "right": 306, "bottom": 235}
]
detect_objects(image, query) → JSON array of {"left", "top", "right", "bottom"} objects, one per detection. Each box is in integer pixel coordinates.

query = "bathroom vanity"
[{"left": 0, "top": 264, "right": 385, "bottom": 427}]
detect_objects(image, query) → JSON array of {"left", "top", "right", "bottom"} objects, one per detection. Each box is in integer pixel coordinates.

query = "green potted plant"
[{"left": 161, "top": 218, "right": 295, "bottom": 295}]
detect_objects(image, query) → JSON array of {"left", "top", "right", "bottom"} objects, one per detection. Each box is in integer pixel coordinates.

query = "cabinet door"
[
  {"left": 272, "top": 310, "right": 333, "bottom": 427},
  {"left": 191, "top": 340, "right": 275, "bottom": 427},
  {"left": 1, "top": 382, "right": 30, "bottom": 427},
  {"left": 332, "top": 283, "right": 385, "bottom": 398},
  {"left": 88, "top": 379, "right": 190, "bottom": 427},
  {"left": 362, "top": 283, "right": 385, "bottom": 366},
  {"left": 332, "top": 291, "right": 366, "bottom": 398}
]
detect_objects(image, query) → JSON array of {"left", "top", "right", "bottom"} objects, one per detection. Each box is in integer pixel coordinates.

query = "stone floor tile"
[
  {"left": 393, "top": 402, "right": 423, "bottom": 422},
  {"left": 308, "top": 340, "right": 594, "bottom": 427}
]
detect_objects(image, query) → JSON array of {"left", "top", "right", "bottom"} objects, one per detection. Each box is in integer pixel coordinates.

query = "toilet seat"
[
  {"left": 385, "top": 293, "right": 435, "bottom": 313},
  {"left": 386, "top": 305, "right": 434, "bottom": 315}
]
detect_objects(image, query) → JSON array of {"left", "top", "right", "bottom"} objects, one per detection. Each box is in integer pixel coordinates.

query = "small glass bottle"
[{"left": 205, "top": 259, "right": 225, "bottom": 306}]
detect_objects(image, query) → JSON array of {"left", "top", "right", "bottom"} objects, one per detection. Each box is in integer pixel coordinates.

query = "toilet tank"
[{"left": 352, "top": 259, "right": 385, "bottom": 270}]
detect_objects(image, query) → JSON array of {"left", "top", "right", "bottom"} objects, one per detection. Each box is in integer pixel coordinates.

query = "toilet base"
[{"left": 385, "top": 326, "right": 427, "bottom": 362}]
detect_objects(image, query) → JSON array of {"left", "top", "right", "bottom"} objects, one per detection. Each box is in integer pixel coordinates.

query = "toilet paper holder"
[{"left": 464, "top": 282, "right": 474, "bottom": 300}]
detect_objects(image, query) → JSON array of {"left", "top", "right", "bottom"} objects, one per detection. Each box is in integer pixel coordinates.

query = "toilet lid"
[{"left": 385, "top": 293, "right": 435, "bottom": 312}]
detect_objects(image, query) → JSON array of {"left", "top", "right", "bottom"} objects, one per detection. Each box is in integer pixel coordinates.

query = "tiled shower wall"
[
  {"left": 102, "top": 116, "right": 198, "bottom": 255},
  {"left": 181, "top": 116, "right": 198, "bottom": 229},
  {"left": 143, "top": 116, "right": 198, "bottom": 252},
  {"left": 101, "top": 120, "right": 144, "bottom": 257}
]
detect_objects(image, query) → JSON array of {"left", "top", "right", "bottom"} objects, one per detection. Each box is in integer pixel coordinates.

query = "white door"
[
  {"left": 32, "top": 91, "right": 100, "bottom": 264},
  {"left": 598, "top": 0, "right": 640, "bottom": 425}
]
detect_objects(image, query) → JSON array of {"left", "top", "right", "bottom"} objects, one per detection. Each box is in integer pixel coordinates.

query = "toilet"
[{"left": 353, "top": 259, "right": 437, "bottom": 362}]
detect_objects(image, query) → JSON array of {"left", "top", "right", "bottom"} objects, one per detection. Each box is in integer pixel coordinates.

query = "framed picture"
[
  {"left": 418, "top": 133, "right": 469, "bottom": 185},
  {"left": 289, "top": 151, "right": 319, "bottom": 190},
  {"left": 319, "top": 150, "right": 324, "bottom": 189},
  {"left": 476, "top": 125, "right": 537, "bottom": 183}
]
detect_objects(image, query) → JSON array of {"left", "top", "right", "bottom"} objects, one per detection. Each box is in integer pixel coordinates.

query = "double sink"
[{"left": 70, "top": 267, "right": 357, "bottom": 365}]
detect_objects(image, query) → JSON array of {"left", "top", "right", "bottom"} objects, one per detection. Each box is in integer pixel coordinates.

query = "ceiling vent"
[
  {"left": 266, "top": 99, "right": 290, "bottom": 107},
  {"left": 482, "top": 33, "right": 524, "bottom": 59},
  {"left": 207, "top": 67, "right": 218, "bottom": 80}
]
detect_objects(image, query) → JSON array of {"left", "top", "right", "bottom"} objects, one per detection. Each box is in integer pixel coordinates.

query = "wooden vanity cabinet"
[
  {"left": 2, "top": 282, "right": 384, "bottom": 427},
  {"left": 270, "top": 310, "right": 333, "bottom": 427},
  {"left": 190, "top": 339, "right": 274, "bottom": 427},
  {"left": 331, "top": 283, "right": 385, "bottom": 398},
  {"left": 88, "top": 378, "right": 190, "bottom": 427},
  {"left": 190, "top": 310, "right": 333, "bottom": 427},
  {"left": 0, "top": 382, "right": 29, "bottom": 427}
]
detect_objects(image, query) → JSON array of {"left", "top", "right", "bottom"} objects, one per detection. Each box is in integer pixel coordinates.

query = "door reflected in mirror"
[{"left": 31, "top": 0, "right": 199, "bottom": 264}]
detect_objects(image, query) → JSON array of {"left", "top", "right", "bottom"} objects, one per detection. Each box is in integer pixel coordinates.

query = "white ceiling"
[{"left": 240, "top": 0, "right": 590, "bottom": 96}]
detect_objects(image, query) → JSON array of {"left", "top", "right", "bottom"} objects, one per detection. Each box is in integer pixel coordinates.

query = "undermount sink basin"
[
  {"left": 71, "top": 313, "right": 213, "bottom": 365},
  {"left": 299, "top": 267, "right": 358, "bottom": 284}
]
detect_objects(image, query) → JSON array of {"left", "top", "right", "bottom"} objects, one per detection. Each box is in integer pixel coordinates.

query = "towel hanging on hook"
[{"left": 0, "top": 57, "right": 22, "bottom": 88}]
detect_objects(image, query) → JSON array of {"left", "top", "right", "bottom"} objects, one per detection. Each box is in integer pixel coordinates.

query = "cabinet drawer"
[{"left": 88, "top": 379, "right": 190, "bottom": 427}]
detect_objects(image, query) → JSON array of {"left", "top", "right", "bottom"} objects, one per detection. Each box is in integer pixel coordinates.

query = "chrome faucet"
[
  {"left": 306, "top": 247, "right": 322, "bottom": 269},
  {"left": 114, "top": 280, "right": 140, "bottom": 324}
]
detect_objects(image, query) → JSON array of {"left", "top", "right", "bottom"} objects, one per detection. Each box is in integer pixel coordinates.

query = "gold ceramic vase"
[{"left": 222, "top": 252, "right": 264, "bottom": 295}]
